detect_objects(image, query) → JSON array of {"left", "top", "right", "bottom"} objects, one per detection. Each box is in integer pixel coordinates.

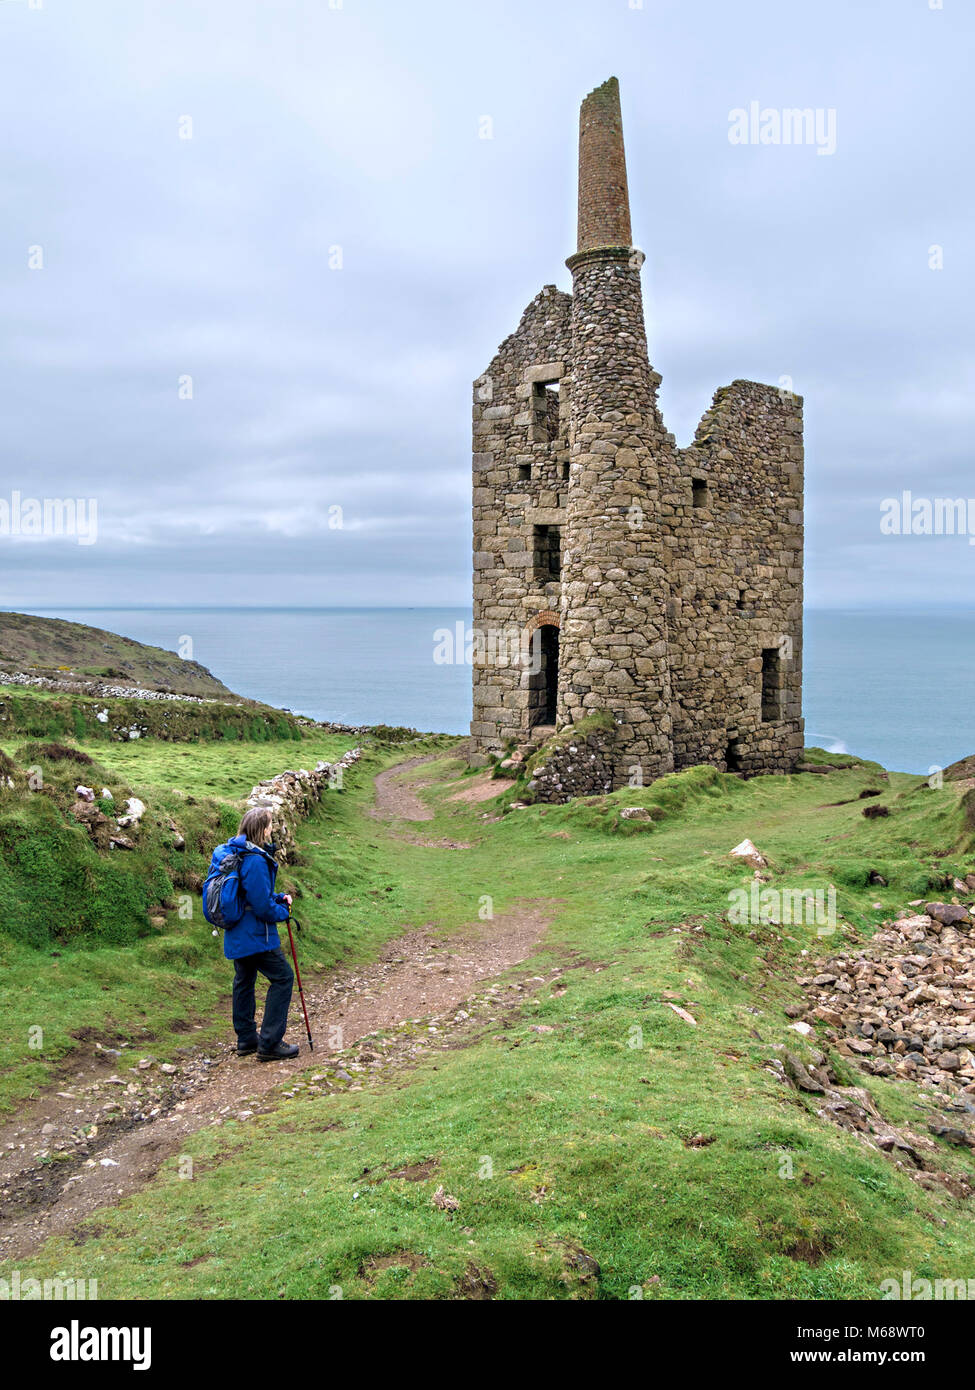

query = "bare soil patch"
[{"left": 446, "top": 772, "right": 506, "bottom": 806}]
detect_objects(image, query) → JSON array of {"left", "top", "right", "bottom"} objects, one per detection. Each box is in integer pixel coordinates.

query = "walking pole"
[{"left": 285, "top": 915, "right": 314, "bottom": 1052}]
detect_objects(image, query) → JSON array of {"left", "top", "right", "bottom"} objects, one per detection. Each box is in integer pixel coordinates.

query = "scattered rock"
[
  {"left": 928, "top": 1123, "right": 969, "bottom": 1146},
  {"left": 432, "top": 1184, "right": 460, "bottom": 1212},
  {"left": 924, "top": 902, "right": 971, "bottom": 927},
  {"left": 664, "top": 1002, "right": 697, "bottom": 1026},
  {"left": 730, "top": 838, "right": 767, "bottom": 869},
  {"left": 781, "top": 1051, "right": 825, "bottom": 1093},
  {"left": 116, "top": 796, "right": 146, "bottom": 830}
]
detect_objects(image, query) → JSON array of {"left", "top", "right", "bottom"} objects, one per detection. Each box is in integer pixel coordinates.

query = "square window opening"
[{"left": 533, "top": 524, "right": 561, "bottom": 583}]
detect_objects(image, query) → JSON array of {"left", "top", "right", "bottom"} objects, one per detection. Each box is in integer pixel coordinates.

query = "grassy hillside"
[
  {"left": 0, "top": 610, "right": 233, "bottom": 697},
  {"left": 5, "top": 738, "right": 975, "bottom": 1299},
  {"left": 0, "top": 726, "right": 365, "bottom": 1110}
]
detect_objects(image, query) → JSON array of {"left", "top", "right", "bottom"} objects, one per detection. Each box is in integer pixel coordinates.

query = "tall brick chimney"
[{"left": 576, "top": 76, "right": 632, "bottom": 254}]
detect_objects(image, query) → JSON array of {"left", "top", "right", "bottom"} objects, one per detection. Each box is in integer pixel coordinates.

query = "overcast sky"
[{"left": 1, "top": 0, "right": 971, "bottom": 609}]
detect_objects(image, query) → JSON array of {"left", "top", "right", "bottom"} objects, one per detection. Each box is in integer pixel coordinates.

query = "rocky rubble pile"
[
  {"left": 796, "top": 889, "right": 975, "bottom": 1096},
  {"left": 245, "top": 747, "right": 361, "bottom": 861},
  {"left": 768, "top": 1044, "right": 974, "bottom": 1193}
]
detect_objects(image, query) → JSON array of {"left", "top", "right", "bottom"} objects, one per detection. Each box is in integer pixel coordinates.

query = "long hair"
[{"left": 238, "top": 805, "right": 273, "bottom": 845}]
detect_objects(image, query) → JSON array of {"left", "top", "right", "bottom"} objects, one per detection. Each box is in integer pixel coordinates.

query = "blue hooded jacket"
[{"left": 208, "top": 834, "right": 290, "bottom": 960}]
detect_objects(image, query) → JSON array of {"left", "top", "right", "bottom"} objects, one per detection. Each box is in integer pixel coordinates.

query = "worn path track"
[{"left": 370, "top": 755, "right": 439, "bottom": 822}]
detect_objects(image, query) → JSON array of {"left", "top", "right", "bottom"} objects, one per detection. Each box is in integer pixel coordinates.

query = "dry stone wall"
[
  {"left": 246, "top": 747, "right": 361, "bottom": 863},
  {"left": 524, "top": 726, "right": 617, "bottom": 802}
]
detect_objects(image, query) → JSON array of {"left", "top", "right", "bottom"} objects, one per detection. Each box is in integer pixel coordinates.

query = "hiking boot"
[
  {"left": 257, "top": 1041, "right": 299, "bottom": 1062},
  {"left": 236, "top": 1042, "right": 258, "bottom": 1057}
]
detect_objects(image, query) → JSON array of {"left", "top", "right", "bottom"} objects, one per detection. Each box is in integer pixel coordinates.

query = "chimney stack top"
[{"left": 576, "top": 76, "right": 633, "bottom": 255}]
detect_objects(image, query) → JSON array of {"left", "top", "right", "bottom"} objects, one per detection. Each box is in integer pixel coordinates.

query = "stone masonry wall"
[
  {"left": 666, "top": 380, "right": 804, "bottom": 774},
  {"left": 558, "top": 249, "right": 675, "bottom": 788},
  {"left": 470, "top": 286, "right": 572, "bottom": 758}
]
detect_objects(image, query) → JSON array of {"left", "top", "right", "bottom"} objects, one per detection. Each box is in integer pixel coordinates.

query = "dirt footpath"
[{"left": 0, "top": 907, "right": 553, "bottom": 1260}]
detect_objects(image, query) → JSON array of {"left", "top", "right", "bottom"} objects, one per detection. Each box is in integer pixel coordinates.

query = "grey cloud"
[{"left": 1, "top": 0, "right": 972, "bottom": 608}]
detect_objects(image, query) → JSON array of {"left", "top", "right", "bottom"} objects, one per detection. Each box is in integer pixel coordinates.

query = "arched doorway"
[{"left": 526, "top": 613, "right": 560, "bottom": 729}]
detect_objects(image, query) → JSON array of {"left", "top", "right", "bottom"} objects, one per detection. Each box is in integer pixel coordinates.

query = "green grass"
[
  {"left": 7, "top": 748, "right": 975, "bottom": 1299},
  {"left": 0, "top": 684, "right": 310, "bottom": 745},
  {"left": 67, "top": 731, "right": 354, "bottom": 802},
  {"left": 0, "top": 728, "right": 365, "bottom": 1111}
]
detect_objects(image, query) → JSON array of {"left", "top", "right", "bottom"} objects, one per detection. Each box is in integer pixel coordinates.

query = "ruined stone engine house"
[{"left": 470, "top": 78, "right": 804, "bottom": 799}]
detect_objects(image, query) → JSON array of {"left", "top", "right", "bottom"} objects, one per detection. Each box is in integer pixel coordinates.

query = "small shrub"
[{"left": 28, "top": 742, "right": 94, "bottom": 765}]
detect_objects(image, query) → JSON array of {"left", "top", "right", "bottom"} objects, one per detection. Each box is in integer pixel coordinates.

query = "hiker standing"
[{"left": 209, "top": 806, "right": 299, "bottom": 1061}]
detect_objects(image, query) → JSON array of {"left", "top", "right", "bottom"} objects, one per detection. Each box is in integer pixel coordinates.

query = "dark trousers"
[{"left": 232, "top": 948, "right": 294, "bottom": 1050}]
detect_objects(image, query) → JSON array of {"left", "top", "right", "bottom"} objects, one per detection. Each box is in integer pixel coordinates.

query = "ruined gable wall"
[
  {"left": 663, "top": 380, "right": 804, "bottom": 774},
  {"left": 470, "top": 286, "right": 572, "bottom": 758}
]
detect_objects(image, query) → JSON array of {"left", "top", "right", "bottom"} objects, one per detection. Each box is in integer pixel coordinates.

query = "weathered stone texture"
[{"left": 470, "top": 78, "right": 804, "bottom": 798}]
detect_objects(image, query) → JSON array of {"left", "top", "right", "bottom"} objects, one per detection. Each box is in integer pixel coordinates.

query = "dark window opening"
[
  {"left": 692, "top": 478, "right": 709, "bottom": 508},
  {"left": 562, "top": 462, "right": 570, "bottom": 481},
  {"left": 761, "top": 648, "right": 781, "bottom": 722},
  {"left": 736, "top": 589, "right": 746, "bottom": 610},
  {"left": 725, "top": 739, "right": 743, "bottom": 773},
  {"left": 518, "top": 463, "right": 531, "bottom": 481},
  {"left": 528, "top": 625, "right": 559, "bottom": 728},
  {"left": 533, "top": 524, "right": 561, "bottom": 583},
  {"left": 533, "top": 381, "right": 561, "bottom": 442}
]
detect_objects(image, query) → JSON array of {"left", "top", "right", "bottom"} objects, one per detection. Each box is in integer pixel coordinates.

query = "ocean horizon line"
[{"left": 11, "top": 604, "right": 975, "bottom": 617}]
